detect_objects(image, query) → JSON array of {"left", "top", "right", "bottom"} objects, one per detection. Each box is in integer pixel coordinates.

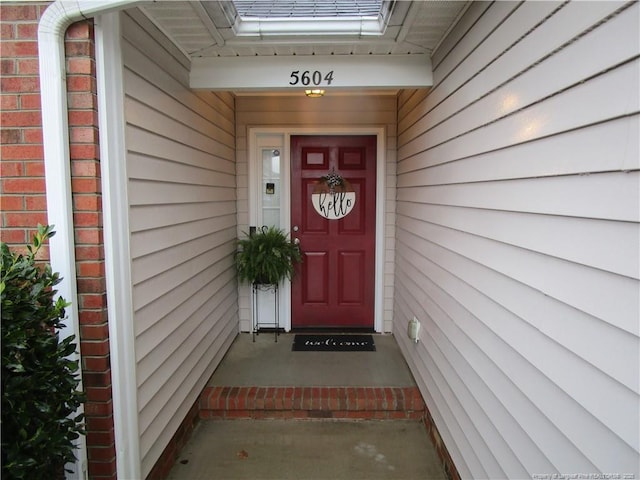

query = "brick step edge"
[{"left": 199, "top": 386, "right": 425, "bottom": 420}]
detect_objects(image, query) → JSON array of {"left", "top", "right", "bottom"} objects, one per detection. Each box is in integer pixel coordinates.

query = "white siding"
[
  {"left": 394, "top": 1, "right": 640, "bottom": 479},
  {"left": 121, "top": 10, "right": 237, "bottom": 477},
  {"left": 235, "top": 95, "right": 397, "bottom": 332}
]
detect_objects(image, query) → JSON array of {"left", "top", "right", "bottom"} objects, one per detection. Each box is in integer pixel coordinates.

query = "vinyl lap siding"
[
  {"left": 235, "top": 95, "right": 397, "bottom": 332},
  {"left": 395, "top": 1, "right": 639, "bottom": 479},
  {"left": 121, "top": 10, "right": 237, "bottom": 477}
]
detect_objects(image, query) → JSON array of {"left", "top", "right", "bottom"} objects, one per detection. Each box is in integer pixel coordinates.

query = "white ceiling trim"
[{"left": 234, "top": 17, "right": 388, "bottom": 36}]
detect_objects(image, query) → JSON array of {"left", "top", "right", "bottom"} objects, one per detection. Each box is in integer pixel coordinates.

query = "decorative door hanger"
[{"left": 312, "top": 169, "right": 356, "bottom": 220}]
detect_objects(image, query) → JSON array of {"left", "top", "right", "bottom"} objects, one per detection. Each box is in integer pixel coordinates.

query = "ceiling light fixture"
[{"left": 305, "top": 89, "right": 325, "bottom": 98}]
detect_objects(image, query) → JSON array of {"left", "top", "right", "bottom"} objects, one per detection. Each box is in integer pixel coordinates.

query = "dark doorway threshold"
[{"left": 290, "top": 327, "right": 376, "bottom": 334}]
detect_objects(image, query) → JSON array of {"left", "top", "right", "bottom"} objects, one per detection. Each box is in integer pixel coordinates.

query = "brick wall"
[
  {"left": 1, "top": 4, "right": 117, "bottom": 479},
  {"left": 1, "top": 3, "right": 47, "bottom": 247}
]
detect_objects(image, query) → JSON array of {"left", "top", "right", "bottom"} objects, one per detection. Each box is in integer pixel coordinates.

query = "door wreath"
[{"left": 312, "top": 170, "right": 356, "bottom": 220}]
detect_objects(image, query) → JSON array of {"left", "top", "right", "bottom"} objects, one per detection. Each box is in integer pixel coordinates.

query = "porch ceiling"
[{"left": 137, "top": 0, "right": 469, "bottom": 93}]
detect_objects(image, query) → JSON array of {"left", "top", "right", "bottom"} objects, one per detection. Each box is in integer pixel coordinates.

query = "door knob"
[
  {"left": 292, "top": 225, "right": 299, "bottom": 232},
  {"left": 293, "top": 238, "right": 300, "bottom": 245}
]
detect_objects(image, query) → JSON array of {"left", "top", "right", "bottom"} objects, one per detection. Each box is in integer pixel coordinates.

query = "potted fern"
[{"left": 236, "top": 226, "right": 302, "bottom": 285}]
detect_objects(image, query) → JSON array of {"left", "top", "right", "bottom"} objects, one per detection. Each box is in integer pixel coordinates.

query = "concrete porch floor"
[
  {"left": 206, "top": 332, "right": 417, "bottom": 387},
  {"left": 166, "top": 333, "right": 447, "bottom": 480}
]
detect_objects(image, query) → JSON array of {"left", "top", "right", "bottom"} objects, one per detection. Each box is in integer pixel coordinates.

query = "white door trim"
[{"left": 248, "top": 126, "right": 386, "bottom": 333}]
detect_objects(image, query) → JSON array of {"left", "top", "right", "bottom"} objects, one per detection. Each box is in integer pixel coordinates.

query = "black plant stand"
[{"left": 252, "top": 282, "right": 279, "bottom": 342}]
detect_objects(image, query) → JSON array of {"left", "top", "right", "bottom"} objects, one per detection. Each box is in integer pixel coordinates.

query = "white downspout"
[{"left": 38, "top": 2, "right": 142, "bottom": 478}]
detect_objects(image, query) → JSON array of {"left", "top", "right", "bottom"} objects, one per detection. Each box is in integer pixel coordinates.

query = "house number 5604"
[{"left": 289, "top": 70, "right": 334, "bottom": 86}]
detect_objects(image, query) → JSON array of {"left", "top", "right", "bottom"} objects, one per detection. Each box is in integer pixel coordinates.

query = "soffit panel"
[
  {"left": 137, "top": 1, "right": 468, "bottom": 92},
  {"left": 139, "top": 1, "right": 468, "bottom": 57}
]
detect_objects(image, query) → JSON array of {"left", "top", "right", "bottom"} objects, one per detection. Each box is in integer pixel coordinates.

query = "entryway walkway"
[{"left": 166, "top": 333, "right": 447, "bottom": 480}]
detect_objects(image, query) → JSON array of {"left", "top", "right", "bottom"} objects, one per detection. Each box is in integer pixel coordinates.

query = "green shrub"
[{"left": 1, "top": 225, "right": 85, "bottom": 479}]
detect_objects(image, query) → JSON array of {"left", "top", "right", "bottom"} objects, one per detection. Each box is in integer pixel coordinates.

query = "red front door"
[{"left": 291, "top": 135, "right": 376, "bottom": 329}]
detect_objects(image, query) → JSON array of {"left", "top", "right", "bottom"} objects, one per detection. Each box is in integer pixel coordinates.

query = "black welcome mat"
[{"left": 292, "top": 334, "right": 376, "bottom": 352}]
